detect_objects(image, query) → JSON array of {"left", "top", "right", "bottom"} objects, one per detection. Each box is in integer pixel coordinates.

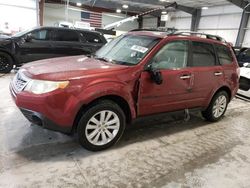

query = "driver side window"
[
  {"left": 30, "top": 29, "right": 49, "bottom": 40},
  {"left": 151, "top": 40, "right": 189, "bottom": 70}
]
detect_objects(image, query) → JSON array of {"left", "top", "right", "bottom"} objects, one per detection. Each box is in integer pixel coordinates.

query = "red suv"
[{"left": 10, "top": 30, "right": 239, "bottom": 151}]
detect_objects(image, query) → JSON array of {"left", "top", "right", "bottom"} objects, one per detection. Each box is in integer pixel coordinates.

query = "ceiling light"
[
  {"left": 159, "top": 0, "right": 170, "bottom": 2},
  {"left": 202, "top": 6, "right": 208, "bottom": 10},
  {"left": 76, "top": 2, "right": 82, "bottom": 6},
  {"left": 116, "top": 9, "right": 121, "bottom": 13},
  {"left": 162, "top": 11, "right": 167, "bottom": 14},
  {"left": 122, "top": 4, "right": 128, "bottom": 9}
]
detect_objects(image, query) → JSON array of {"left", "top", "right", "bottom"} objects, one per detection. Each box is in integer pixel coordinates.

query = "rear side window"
[
  {"left": 81, "top": 32, "right": 102, "bottom": 43},
  {"left": 192, "top": 41, "right": 216, "bottom": 67},
  {"left": 215, "top": 44, "right": 233, "bottom": 65},
  {"left": 53, "top": 30, "right": 79, "bottom": 42}
]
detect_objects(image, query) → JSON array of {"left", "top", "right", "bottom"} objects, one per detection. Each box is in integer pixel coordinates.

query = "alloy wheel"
[
  {"left": 212, "top": 95, "right": 227, "bottom": 118},
  {"left": 0, "top": 55, "right": 10, "bottom": 71},
  {"left": 85, "top": 110, "right": 120, "bottom": 146}
]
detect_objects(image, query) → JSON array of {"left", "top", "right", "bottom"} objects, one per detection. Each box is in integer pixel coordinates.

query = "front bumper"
[
  {"left": 10, "top": 82, "right": 80, "bottom": 134},
  {"left": 20, "top": 108, "right": 72, "bottom": 133}
]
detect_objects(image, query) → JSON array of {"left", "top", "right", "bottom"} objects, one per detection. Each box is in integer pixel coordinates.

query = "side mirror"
[
  {"left": 147, "top": 64, "right": 163, "bottom": 85},
  {"left": 151, "top": 69, "right": 163, "bottom": 85},
  {"left": 25, "top": 34, "right": 33, "bottom": 42}
]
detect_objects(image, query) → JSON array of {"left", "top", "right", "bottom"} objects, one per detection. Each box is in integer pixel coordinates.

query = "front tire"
[
  {"left": 77, "top": 100, "right": 126, "bottom": 151},
  {"left": 0, "top": 52, "right": 13, "bottom": 73},
  {"left": 202, "top": 91, "right": 229, "bottom": 122}
]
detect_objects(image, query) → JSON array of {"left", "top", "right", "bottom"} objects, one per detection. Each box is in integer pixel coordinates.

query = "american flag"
[{"left": 81, "top": 11, "right": 102, "bottom": 28}]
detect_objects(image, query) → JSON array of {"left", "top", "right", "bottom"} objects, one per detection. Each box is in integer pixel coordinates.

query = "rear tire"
[
  {"left": 0, "top": 52, "right": 13, "bottom": 73},
  {"left": 77, "top": 100, "right": 126, "bottom": 151},
  {"left": 202, "top": 91, "right": 229, "bottom": 122}
]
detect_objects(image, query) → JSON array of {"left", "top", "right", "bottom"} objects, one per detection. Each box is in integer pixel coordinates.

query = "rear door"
[
  {"left": 214, "top": 44, "right": 238, "bottom": 96},
  {"left": 187, "top": 41, "right": 224, "bottom": 107},
  {"left": 50, "top": 29, "right": 90, "bottom": 57},
  {"left": 138, "top": 40, "right": 196, "bottom": 116}
]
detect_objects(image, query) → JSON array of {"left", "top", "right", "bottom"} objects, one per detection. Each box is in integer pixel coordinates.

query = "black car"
[
  {"left": 234, "top": 47, "right": 250, "bottom": 67},
  {"left": 0, "top": 27, "right": 107, "bottom": 73}
]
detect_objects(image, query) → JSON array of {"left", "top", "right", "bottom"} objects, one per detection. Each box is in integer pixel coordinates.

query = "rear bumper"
[{"left": 20, "top": 108, "right": 72, "bottom": 133}]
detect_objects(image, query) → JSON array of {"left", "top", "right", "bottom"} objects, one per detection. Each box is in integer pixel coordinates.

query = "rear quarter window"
[
  {"left": 81, "top": 32, "right": 103, "bottom": 43},
  {"left": 215, "top": 44, "right": 233, "bottom": 65}
]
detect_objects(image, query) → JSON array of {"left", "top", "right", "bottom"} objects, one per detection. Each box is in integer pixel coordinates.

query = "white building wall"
[
  {"left": 165, "top": 11, "right": 192, "bottom": 31},
  {"left": 0, "top": 0, "right": 38, "bottom": 33},
  {"left": 44, "top": 3, "right": 138, "bottom": 32},
  {"left": 143, "top": 17, "right": 158, "bottom": 28},
  {"left": 198, "top": 5, "right": 242, "bottom": 45},
  {"left": 44, "top": 4, "right": 81, "bottom": 26},
  {"left": 161, "top": 4, "right": 242, "bottom": 45},
  {"left": 42, "top": 3, "right": 246, "bottom": 45}
]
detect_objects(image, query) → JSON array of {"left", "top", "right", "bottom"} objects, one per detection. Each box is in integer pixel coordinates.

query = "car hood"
[
  {"left": 21, "top": 55, "right": 129, "bottom": 81},
  {"left": 0, "top": 35, "right": 11, "bottom": 40},
  {"left": 240, "top": 67, "right": 250, "bottom": 79},
  {"left": 0, "top": 36, "right": 12, "bottom": 44}
]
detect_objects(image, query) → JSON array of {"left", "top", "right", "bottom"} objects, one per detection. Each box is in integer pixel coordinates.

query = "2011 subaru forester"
[{"left": 10, "top": 30, "right": 239, "bottom": 151}]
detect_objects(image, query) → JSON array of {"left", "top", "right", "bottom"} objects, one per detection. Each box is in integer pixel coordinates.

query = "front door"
[
  {"left": 138, "top": 40, "right": 195, "bottom": 116},
  {"left": 17, "top": 28, "right": 53, "bottom": 63}
]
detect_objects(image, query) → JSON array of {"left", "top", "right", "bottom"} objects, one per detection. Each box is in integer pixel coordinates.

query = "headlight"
[{"left": 24, "top": 80, "right": 69, "bottom": 94}]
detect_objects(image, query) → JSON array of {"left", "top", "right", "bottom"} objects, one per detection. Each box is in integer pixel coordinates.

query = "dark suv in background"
[{"left": 0, "top": 27, "right": 107, "bottom": 73}]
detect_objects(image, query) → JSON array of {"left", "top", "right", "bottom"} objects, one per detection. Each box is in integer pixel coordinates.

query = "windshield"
[
  {"left": 12, "top": 28, "right": 33, "bottom": 37},
  {"left": 95, "top": 34, "right": 159, "bottom": 66}
]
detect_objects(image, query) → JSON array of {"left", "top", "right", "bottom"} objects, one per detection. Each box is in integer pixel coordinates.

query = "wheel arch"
[
  {"left": 0, "top": 49, "right": 17, "bottom": 64},
  {"left": 72, "top": 95, "right": 133, "bottom": 133},
  {"left": 215, "top": 86, "right": 232, "bottom": 101},
  {"left": 206, "top": 85, "right": 232, "bottom": 109}
]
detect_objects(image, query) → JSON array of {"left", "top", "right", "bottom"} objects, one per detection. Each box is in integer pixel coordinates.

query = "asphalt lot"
[{"left": 1, "top": 73, "right": 250, "bottom": 188}]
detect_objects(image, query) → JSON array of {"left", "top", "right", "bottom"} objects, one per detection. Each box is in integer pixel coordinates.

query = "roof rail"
[
  {"left": 171, "top": 31, "right": 227, "bottom": 42},
  {"left": 131, "top": 27, "right": 178, "bottom": 34}
]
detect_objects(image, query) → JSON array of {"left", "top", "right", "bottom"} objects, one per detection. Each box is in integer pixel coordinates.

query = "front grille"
[{"left": 12, "top": 71, "right": 30, "bottom": 92}]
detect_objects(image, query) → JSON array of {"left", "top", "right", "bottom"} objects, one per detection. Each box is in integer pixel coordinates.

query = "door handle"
[
  {"left": 180, "top": 75, "right": 191, "bottom": 79},
  {"left": 214, "top": 72, "right": 223, "bottom": 76}
]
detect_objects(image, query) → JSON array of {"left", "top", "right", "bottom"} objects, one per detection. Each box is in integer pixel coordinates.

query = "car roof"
[
  {"left": 128, "top": 31, "right": 167, "bottom": 38},
  {"left": 33, "top": 26, "right": 103, "bottom": 35},
  {"left": 128, "top": 30, "right": 229, "bottom": 46}
]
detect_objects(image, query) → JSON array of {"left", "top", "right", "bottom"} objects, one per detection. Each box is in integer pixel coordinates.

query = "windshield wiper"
[
  {"left": 95, "top": 56, "right": 109, "bottom": 62},
  {"left": 94, "top": 55, "right": 116, "bottom": 64},
  {"left": 115, "top": 60, "right": 134, "bottom": 66}
]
